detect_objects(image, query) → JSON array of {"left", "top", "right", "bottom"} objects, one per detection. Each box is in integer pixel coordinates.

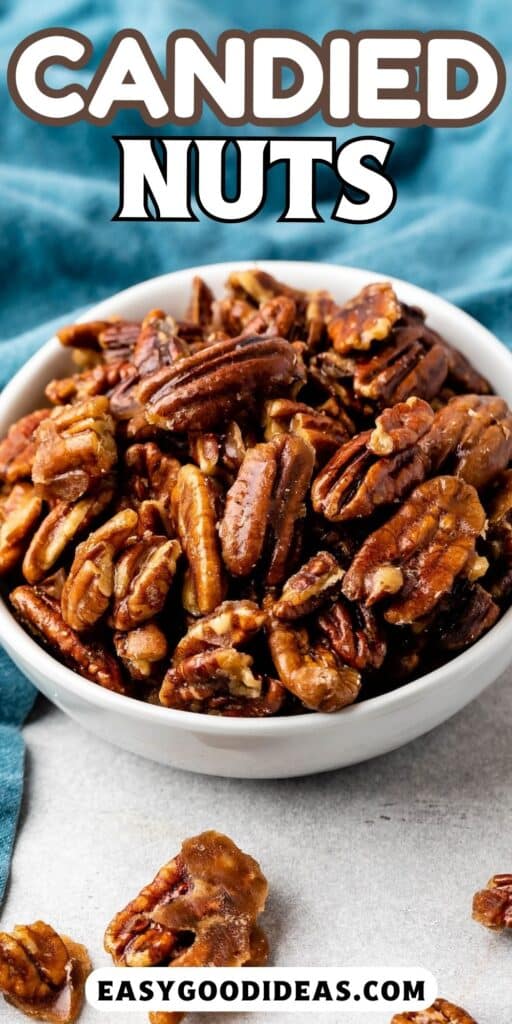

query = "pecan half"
[
  {"left": 173, "top": 600, "right": 266, "bottom": 663},
  {"left": 267, "top": 618, "right": 361, "bottom": 712},
  {"left": 317, "top": 598, "right": 387, "bottom": 671},
  {"left": 0, "top": 921, "right": 90, "bottom": 1024},
  {"left": 61, "top": 509, "right": 138, "bottom": 631},
  {"left": 114, "top": 622, "right": 168, "bottom": 681},
  {"left": 227, "top": 268, "right": 301, "bottom": 304},
  {"left": 485, "top": 470, "right": 512, "bottom": 600},
  {"left": 429, "top": 579, "right": 499, "bottom": 653},
  {"left": 185, "top": 276, "right": 214, "bottom": 329},
  {"left": 351, "top": 313, "right": 449, "bottom": 407},
  {"left": 311, "top": 398, "right": 434, "bottom": 522},
  {"left": 421, "top": 394, "right": 512, "bottom": 490},
  {"left": 139, "top": 334, "right": 306, "bottom": 433},
  {"left": 188, "top": 420, "right": 250, "bottom": 481},
  {"left": 104, "top": 831, "right": 268, "bottom": 973},
  {"left": 23, "top": 480, "right": 114, "bottom": 583},
  {"left": 32, "top": 396, "right": 117, "bottom": 501},
  {"left": 264, "top": 398, "right": 350, "bottom": 465},
  {"left": 98, "top": 319, "right": 141, "bottom": 362},
  {"left": 343, "top": 477, "right": 486, "bottom": 624},
  {"left": 240, "top": 295, "right": 297, "bottom": 338},
  {"left": 160, "top": 648, "right": 284, "bottom": 716},
  {"left": 0, "top": 483, "right": 43, "bottom": 575},
  {"left": 0, "top": 409, "right": 51, "bottom": 483},
  {"left": 220, "top": 434, "right": 315, "bottom": 586},
  {"left": 272, "top": 552, "right": 344, "bottom": 620},
  {"left": 10, "top": 585, "right": 127, "bottom": 693},
  {"left": 173, "top": 465, "right": 226, "bottom": 615},
  {"left": 391, "top": 1000, "right": 477, "bottom": 1024},
  {"left": 123, "top": 443, "right": 180, "bottom": 534},
  {"left": 57, "top": 319, "right": 113, "bottom": 350},
  {"left": 473, "top": 874, "right": 512, "bottom": 930},
  {"left": 327, "top": 282, "right": 402, "bottom": 353},
  {"left": 45, "top": 361, "right": 132, "bottom": 406},
  {"left": 113, "top": 535, "right": 181, "bottom": 630}
]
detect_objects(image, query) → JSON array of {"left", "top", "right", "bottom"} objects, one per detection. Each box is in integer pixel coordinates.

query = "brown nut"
[
  {"left": 351, "top": 314, "right": 449, "bottom": 407},
  {"left": 139, "top": 334, "right": 306, "bottom": 433},
  {"left": 123, "top": 443, "right": 180, "bottom": 535},
  {"left": 173, "top": 465, "right": 226, "bottom": 615},
  {"left": 114, "top": 622, "right": 168, "bottom": 680},
  {"left": 173, "top": 600, "right": 266, "bottom": 663},
  {"left": 0, "top": 483, "right": 43, "bottom": 575},
  {"left": 56, "top": 319, "right": 113, "bottom": 350},
  {"left": 0, "top": 921, "right": 90, "bottom": 1024},
  {"left": 472, "top": 874, "right": 512, "bottom": 930},
  {"left": 32, "top": 396, "right": 117, "bottom": 501},
  {"left": 61, "top": 509, "right": 138, "bottom": 631},
  {"left": 45, "top": 360, "right": 133, "bottom": 406},
  {"left": 220, "top": 434, "right": 315, "bottom": 586},
  {"left": 267, "top": 618, "right": 361, "bottom": 712},
  {"left": 317, "top": 598, "right": 387, "bottom": 671},
  {"left": 113, "top": 535, "right": 181, "bottom": 630},
  {"left": 160, "top": 648, "right": 263, "bottom": 711},
  {"left": 327, "top": 281, "right": 401, "bottom": 353},
  {"left": 429, "top": 579, "right": 499, "bottom": 653},
  {"left": 240, "top": 295, "right": 297, "bottom": 338},
  {"left": 421, "top": 394, "right": 512, "bottom": 490},
  {"left": 342, "top": 477, "right": 486, "bottom": 624},
  {"left": 272, "top": 552, "right": 344, "bottom": 620},
  {"left": 189, "top": 420, "right": 250, "bottom": 480},
  {"left": 0, "top": 409, "right": 51, "bottom": 484},
  {"left": 104, "top": 830, "right": 268, "bottom": 971},
  {"left": 185, "top": 276, "right": 214, "bottom": 328},
  {"left": 263, "top": 398, "right": 350, "bottom": 466},
  {"left": 10, "top": 585, "right": 127, "bottom": 693},
  {"left": 484, "top": 469, "right": 512, "bottom": 600},
  {"left": 391, "top": 1000, "right": 477, "bottom": 1024},
  {"left": 311, "top": 399, "right": 434, "bottom": 522},
  {"left": 22, "top": 480, "right": 114, "bottom": 584},
  {"left": 227, "top": 268, "right": 301, "bottom": 304},
  {"left": 98, "top": 319, "right": 141, "bottom": 362}
]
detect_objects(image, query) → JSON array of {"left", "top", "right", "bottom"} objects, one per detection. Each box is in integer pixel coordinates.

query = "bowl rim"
[{"left": 1, "top": 257, "right": 511, "bottom": 738}]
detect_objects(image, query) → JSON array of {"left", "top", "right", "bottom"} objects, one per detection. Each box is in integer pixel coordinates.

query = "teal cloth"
[{"left": 1, "top": 0, "right": 511, "bottom": 902}]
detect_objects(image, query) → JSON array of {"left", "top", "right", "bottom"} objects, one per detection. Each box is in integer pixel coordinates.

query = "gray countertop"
[{"left": 2, "top": 673, "right": 512, "bottom": 1024}]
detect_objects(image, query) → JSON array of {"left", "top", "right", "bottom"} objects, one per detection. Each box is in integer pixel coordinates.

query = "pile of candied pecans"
[{"left": 1, "top": 268, "right": 512, "bottom": 716}]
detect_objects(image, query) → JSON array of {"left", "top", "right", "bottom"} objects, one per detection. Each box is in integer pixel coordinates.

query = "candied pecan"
[
  {"left": 240, "top": 295, "right": 297, "bottom": 338},
  {"left": 0, "top": 482, "right": 42, "bottom": 574},
  {"left": 98, "top": 319, "right": 141, "bottom": 362},
  {"left": 473, "top": 873, "right": 512, "bottom": 930},
  {"left": 391, "top": 1000, "right": 477, "bottom": 1024},
  {"left": 104, "top": 830, "right": 268, "bottom": 970},
  {"left": 23, "top": 480, "right": 114, "bottom": 583},
  {"left": 429, "top": 579, "right": 499, "bottom": 653},
  {"left": 32, "top": 396, "right": 117, "bottom": 501},
  {"left": 173, "top": 465, "right": 226, "bottom": 615},
  {"left": 61, "top": 509, "right": 138, "bottom": 631},
  {"left": 0, "top": 409, "right": 51, "bottom": 483},
  {"left": 56, "top": 319, "right": 113, "bottom": 350},
  {"left": 45, "top": 361, "right": 132, "bottom": 406},
  {"left": 185, "top": 276, "right": 214, "bottom": 328},
  {"left": 421, "top": 394, "right": 512, "bottom": 489},
  {"left": 369, "top": 396, "right": 434, "bottom": 454},
  {"left": 123, "top": 443, "right": 180, "bottom": 533},
  {"left": 133, "top": 309, "right": 191, "bottom": 374},
  {"left": 311, "top": 400, "right": 434, "bottom": 522},
  {"left": 351, "top": 315, "right": 449, "bottom": 407},
  {"left": 173, "top": 600, "right": 266, "bottom": 663},
  {"left": 160, "top": 648, "right": 264, "bottom": 712},
  {"left": 113, "top": 535, "right": 181, "bottom": 630},
  {"left": 0, "top": 920, "right": 90, "bottom": 1024},
  {"left": 139, "top": 334, "right": 306, "bottom": 433},
  {"left": 272, "top": 552, "right": 344, "bottom": 620},
  {"left": 318, "top": 598, "right": 386, "bottom": 670},
  {"left": 220, "top": 434, "right": 314, "bottom": 586},
  {"left": 485, "top": 470, "right": 512, "bottom": 600},
  {"left": 267, "top": 618, "right": 361, "bottom": 712},
  {"left": 327, "top": 281, "right": 401, "bottom": 353},
  {"left": 114, "top": 622, "right": 168, "bottom": 680},
  {"left": 264, "top": 398, "right": 350, "bottom": 465},
  {"left": 10, "top": 585, "right": 127, "bottom": 692},
  {"left": 343, "top": 477, "right": 486, "bottom": 624},
  {"left": 189, "top": 421, "right": 251, "bottom": 480},
  {"left": 211, "top": 296, "right": 256, "bottom": 336},
  {"left": 227, "top": 268, "right": 301, "bottom": 304}
]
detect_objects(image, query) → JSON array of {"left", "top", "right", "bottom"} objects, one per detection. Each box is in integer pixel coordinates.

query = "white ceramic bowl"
[{"left": 1, "top": 261, "right": 511, "bottom": 778}]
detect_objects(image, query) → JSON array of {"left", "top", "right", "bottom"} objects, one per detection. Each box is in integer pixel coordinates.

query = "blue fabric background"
[{"left": 0, "top": 0, "right": 511, "bottom": 901}]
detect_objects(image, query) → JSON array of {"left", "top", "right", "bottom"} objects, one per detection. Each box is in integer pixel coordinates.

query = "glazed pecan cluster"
[
  {"left": 105, "top": 830, "right": 269, "bottom": 1024},
  {"left": 2, "top": 270, "right": 511, "bottom": 715},
  {"left": 0, "top": 921, "right": 90, "bottom": 1023}
]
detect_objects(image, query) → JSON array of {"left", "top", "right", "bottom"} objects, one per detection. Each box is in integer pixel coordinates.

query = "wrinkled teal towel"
[{"left": 1, "top": 0, "right": 511, "bottom": 902}]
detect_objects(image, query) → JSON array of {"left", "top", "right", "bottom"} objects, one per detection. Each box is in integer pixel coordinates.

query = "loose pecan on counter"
[
  {"left": 472, "top": 874, "right": 512, "bottom": 930},
  {"left": 391, "top": 1000, "right": 477, "bottom": 1024},
  {"left": 0, "top": 921, "right": 90, "bottom": 1023},
  {"left": 105, "top": 831, "right": 268, "bottom": 1024}
]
